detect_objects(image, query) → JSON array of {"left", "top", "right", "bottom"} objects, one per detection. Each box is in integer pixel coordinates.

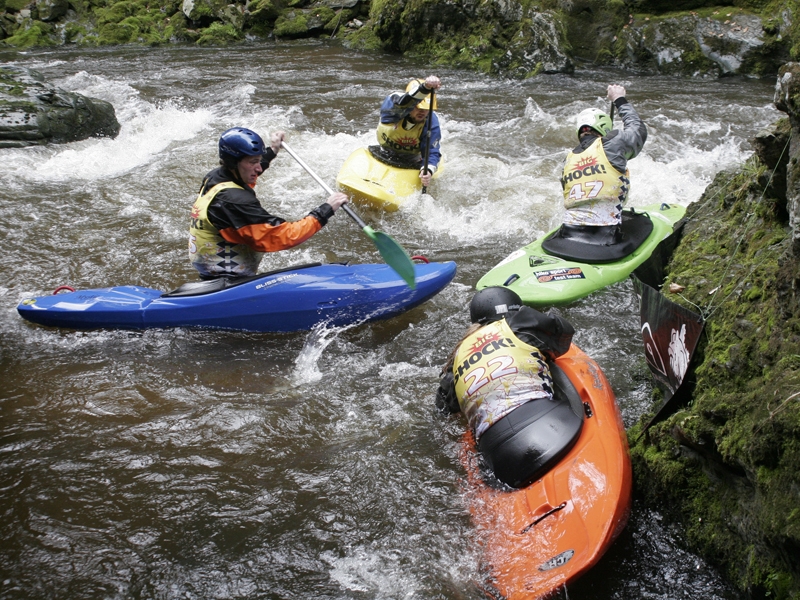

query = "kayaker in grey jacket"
[{"left": 560, "top": 84, "right": 647, "bottom": 228}]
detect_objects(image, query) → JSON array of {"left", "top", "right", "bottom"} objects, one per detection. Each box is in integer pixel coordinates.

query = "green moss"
[
  {"left": 342, "top": 24, "right": 382, "bottom": 50},
  {"left": 324, "top": 8, "right": 353, "bottom": 34},
  {"left": 195, "top": 21, "right": 241, "bottom": 45},
  {"left": 2, "top": 22, "right": 58, "bottom": 47},
  {"left": 96, "top": 20, "right": 139, "bottom": 44},
  {"left": 95, "top": 0, "right": 139, "bottom": 25},
  {"left": 61, "top": 22, "right": 84, "bottom": 43},
  {"left": 273, "top": 11, "right": 308, "bottom": 37},
  {"left": 631, "top": 148, "right": 800, "bottom": 596},
  {"left": 4, "top": 0, "right": 29, "bottom": 11},
  {"left": 188, "top": 1, "right": 214, "bottom": 19},
  {"left": 247, "top": 0, "right": 280, "bottom": 24}
]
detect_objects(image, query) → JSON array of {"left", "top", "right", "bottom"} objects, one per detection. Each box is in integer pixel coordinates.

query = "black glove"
[{"left": 435, "top": 372, "right": 460, "bottom": 414}]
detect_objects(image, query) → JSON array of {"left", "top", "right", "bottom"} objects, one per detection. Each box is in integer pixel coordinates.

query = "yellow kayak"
[{"left": 335, "top": 147, "right": 442, "bottom": 211}]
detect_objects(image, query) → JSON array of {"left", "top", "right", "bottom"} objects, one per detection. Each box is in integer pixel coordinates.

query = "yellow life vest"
[
  {"left": 452, "top": 319, "right": 553, "bottom": 440},
  {"left": 188, "top": 181, "right": 263, "bottom": 278},
  {"left": 561, "top": 138, "right": 630, "bottom": 226},
  {"left": 376, "top": 119, "right": 425, "bottom": 156}
]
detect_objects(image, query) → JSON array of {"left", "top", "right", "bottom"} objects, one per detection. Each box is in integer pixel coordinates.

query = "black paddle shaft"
[{"left": 422, "top": 89, "right": 435, "bottom": 194}]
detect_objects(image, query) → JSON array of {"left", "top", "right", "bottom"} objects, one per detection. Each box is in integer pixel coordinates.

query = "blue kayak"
[{"left": 17, "top": 261, "right": 457, "bottom": 333}]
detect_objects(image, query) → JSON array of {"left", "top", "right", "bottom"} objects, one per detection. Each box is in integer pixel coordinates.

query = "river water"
[{"left": 0, "top": 42, "right": 782, "bottom": 599}]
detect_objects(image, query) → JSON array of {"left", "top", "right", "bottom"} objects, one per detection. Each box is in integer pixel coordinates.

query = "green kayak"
[{"left": 476, "top": 203, "right": 686, "bottom": 307}]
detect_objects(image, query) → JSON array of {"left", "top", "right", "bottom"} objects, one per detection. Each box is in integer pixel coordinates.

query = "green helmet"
[{"left": 575, "top": 108, "right": 612, "bottom": 138}]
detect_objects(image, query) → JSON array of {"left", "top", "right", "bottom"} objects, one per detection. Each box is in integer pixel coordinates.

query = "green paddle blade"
[{"left": 364, "top": 226, "right": 416, "bottom": 289}]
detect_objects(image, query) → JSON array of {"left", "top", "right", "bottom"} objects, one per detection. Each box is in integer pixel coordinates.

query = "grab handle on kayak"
[
  {"left": 503, "top": 274, "right": 520, "bottom": 286},
  {"left": 519, "top": 501, "right": 567, "bottom": 534}
]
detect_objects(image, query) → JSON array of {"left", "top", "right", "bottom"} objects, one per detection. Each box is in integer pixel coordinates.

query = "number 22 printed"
[{"left": 463, "top": 356, "right": 518, "bottom": 395}]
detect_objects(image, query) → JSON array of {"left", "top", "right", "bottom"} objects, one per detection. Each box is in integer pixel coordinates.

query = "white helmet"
[{"left": 575, "top": 108, "right": 612, "bottom": 138}]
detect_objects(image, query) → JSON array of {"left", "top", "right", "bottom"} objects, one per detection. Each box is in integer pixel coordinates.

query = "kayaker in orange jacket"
[
  {"left": 436, "top": 287, "right": 575, "bottom": 488},
  {"left": 189, "top": 127, "right": 348, "bottom": 279}
]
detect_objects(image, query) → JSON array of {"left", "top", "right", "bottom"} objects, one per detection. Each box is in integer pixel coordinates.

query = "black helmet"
[
  {"left": 219, "top": 127, "right": 266, "bottom": 168},
  {"left": 469, "top": 287, "right": 523, "bottom": 324}
]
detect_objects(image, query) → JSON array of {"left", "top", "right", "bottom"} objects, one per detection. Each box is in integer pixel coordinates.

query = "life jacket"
[
  {"left": 376, "top": 118, "right": 425, "bottom": 157},
  {"left": 188, "top": 181, "right": 263, "bottom": 278},
  {"left": 561, "top": 137, "right": 630, "bottom": 227},
  {"left": 452, "top": 318, "right": 554, "bottom": 440}
]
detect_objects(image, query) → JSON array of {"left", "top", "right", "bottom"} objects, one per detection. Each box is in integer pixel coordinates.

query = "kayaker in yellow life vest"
[
  {"left": 436, "top": 287, "right": 575, "bottom": 488},
  {"left": 560, "top": 84, "right": 647, "bottom": 230},
  {"left": 374, "top": 75, "right": 442, "bottom": 188},
  {"left": 189, "top": 127, "right": 348, "bottom": 279}
]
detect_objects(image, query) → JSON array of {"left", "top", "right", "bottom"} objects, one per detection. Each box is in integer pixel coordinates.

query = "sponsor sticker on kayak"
[
  {"left": 255, "top": 273, "right": 298, "bottom": 291},
  {"left": 534, "top": 267, "right": 585, "bottom": 283},
  {"left": 538, "top": 549, "right": 575, "bottom": 572}
]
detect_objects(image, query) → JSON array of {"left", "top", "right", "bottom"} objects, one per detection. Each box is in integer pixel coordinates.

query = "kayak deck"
[
  {"left": 335, "top": 147, "right": 442, "bottom": 211},
  {"left": 476, "top": 203, "right": 686, "bottom": 307},
  {"left": 461, "top": 344, "right": 632, "bottom": 599}
]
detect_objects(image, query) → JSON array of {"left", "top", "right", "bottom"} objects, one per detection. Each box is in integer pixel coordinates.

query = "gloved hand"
[
  {"left": 424, "top": 75, "right": 441, "bottom": 91},
  {"left": 607, "top": 84, "right": 626, "bottom": 103},
  {"left": 269, "top": 131, "right": 286, "bottom": 154},
  {"left": 419, "top": 164, "right": 436, "bottom": 187}
]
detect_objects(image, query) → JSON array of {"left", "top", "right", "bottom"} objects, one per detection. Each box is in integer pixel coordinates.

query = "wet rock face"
[
  {"left": 774, "top": 63, "right": 800, "bottom": 256},
  {"left": 627, "top": 67, "right": 800, "bottom": 599},
  {"left": 0, "top": 0, "right": 793, "bottom": 80},
  {"left": 36, "top": 0, "right": 70, "bottom": 22},
  {"left": 615, "top": 12, "right": 789, "bottom": 77},
  {"left": 0, "top": 66, "right": 120, "bottom": 148},
  {"left": 372, "top": 0, "right": 573, "bottom": 77}
]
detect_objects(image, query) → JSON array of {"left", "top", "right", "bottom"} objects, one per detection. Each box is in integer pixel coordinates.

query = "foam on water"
[{"left": 2, "top": 74, "right": 216, "bottom": 184}]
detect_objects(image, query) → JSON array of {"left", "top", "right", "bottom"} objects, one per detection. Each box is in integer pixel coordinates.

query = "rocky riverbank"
[
  {"left": 0, "top": 0, "right": 796, "bottom": 79},
  {"left": 628, "top": 63, "right": 800, "bottom": 600}
]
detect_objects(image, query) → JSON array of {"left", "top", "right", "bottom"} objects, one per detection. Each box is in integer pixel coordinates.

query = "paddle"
[
  {"left": 421, "top": 89, "right": 435, "bottom": 196},
  {"left": 280, "top": 141, "right": 417, "bottom": 289}
]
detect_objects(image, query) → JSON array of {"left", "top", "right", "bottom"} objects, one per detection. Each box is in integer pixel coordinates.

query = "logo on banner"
[{"left": 641, "top": 321, "right": 691, "bottom": 394}]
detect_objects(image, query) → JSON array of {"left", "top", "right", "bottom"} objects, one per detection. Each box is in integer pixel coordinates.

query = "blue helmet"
[{"left": 218, "top": 128, "right": 266, "bottom": 166}]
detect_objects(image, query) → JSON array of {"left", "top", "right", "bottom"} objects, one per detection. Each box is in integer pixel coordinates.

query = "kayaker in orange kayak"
[{"left": 435, "top": 286, "right": 575, "bottom": 488}]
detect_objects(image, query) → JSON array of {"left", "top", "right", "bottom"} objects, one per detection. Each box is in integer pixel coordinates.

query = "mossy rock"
[
  {"left": 0, "top": 66, "right": 120, "bottom": 147},
  {"left": 95, "top": 0, "right": 141, "bottom": 25},
  {"left": 341, "top": 22, "right": 381, "bottom": 49},
  {"left": 631, "top": 150, "right": 800, "bottom": 597},
  {"left": 247, "top": 0, "right": 281, "bottom": 24},
  {"left": 274, "top": 8, "right": 334, "bottom": 38},
  {"left": 195, "top": 21, "right": 242, "bottom": 45},
  {"left": 97, "top": 20, "right": 140, "bottom": 44},
  {"left": 4, "top": 0, "right": 31, "bottom": 12},
  {"left": 2, "top": 21, "right": 58, "bottom": 47}
]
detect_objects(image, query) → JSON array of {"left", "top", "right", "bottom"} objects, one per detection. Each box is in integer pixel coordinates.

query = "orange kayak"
[{"left": 460, "top": 344, "right": 632, "bottom": 599}]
